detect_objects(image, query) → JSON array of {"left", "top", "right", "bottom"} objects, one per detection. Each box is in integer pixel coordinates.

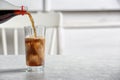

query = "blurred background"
[{"left": 1, "top": 0, "right": 120, "bottom": 55}]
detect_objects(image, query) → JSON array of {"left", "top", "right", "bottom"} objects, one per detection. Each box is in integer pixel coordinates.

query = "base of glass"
[{"left": 26, "top": 66, "right": 44, "bottom": 73}]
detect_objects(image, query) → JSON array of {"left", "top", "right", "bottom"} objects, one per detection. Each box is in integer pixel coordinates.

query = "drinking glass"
[{"left": 24, "top": 25, "right": 46, "bottom": 72}]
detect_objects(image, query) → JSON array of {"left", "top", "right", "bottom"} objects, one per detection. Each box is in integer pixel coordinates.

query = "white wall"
[{"left": 62, "top": 11, "right": 120, "bottom": 55}]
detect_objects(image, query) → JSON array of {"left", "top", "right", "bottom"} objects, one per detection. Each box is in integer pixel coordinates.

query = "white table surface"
[{"left": 0, "top": 54, "right": 120, "bottom": 80}]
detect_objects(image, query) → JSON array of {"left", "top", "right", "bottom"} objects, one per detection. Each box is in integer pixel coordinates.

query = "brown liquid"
[
  {"left": 25, "top": 37, "right": 45, "bottom": 66},
  {"left": 26, "top": 12, "right": 37, "bottom": 37}
]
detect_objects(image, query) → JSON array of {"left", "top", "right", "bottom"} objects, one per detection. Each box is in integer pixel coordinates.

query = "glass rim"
[
  {"left": 24, "top": 25, "right": 46, "bottom": 38},
  {"left": 24, "top": 25, "right": 46, "bottom": 28}
]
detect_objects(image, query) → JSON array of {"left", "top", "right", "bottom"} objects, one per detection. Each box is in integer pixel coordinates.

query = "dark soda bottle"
[{"left": 0, "top": 10, "right": 26, "bottom": 24}]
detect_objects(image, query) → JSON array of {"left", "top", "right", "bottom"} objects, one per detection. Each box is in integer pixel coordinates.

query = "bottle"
[
  {"left": 0, "top": 10, "right": 27, "bottom": 24},
  {"left": 0, "top": 0, "right": 27, "bottom": 24}
]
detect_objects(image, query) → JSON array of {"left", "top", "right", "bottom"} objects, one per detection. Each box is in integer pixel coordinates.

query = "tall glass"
[{"left": 24, "top": 26, "right": 46, "bottom": 72}]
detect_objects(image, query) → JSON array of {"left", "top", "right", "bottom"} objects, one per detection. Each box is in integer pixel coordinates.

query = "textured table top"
[{"left": 0, "top": 54, "right": 120, "bottom": 80}]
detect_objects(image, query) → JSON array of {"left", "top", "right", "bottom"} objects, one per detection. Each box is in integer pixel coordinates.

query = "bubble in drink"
[{"left": 25, "top": 37, "right": 45, "bottom": 66}]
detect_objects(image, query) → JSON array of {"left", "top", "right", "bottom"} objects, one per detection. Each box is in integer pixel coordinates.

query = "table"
[{"left": 0, "top": 54, "right": 120, "bottom": 80}]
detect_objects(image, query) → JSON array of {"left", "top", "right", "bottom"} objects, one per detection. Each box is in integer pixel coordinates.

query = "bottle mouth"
[
  {"left": 21, "top": 6, "right": 27, "bottom": 15},
  {"left": 14, "top": 10, "right": 27, "bottom": 15},
  {"left": 14, "top": 5, "right": 28, "bottom": 15}
]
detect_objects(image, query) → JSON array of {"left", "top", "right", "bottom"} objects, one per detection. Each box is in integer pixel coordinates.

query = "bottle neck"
[{"left": 14, "top": 10, "right": 27, "bottom": 15}]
